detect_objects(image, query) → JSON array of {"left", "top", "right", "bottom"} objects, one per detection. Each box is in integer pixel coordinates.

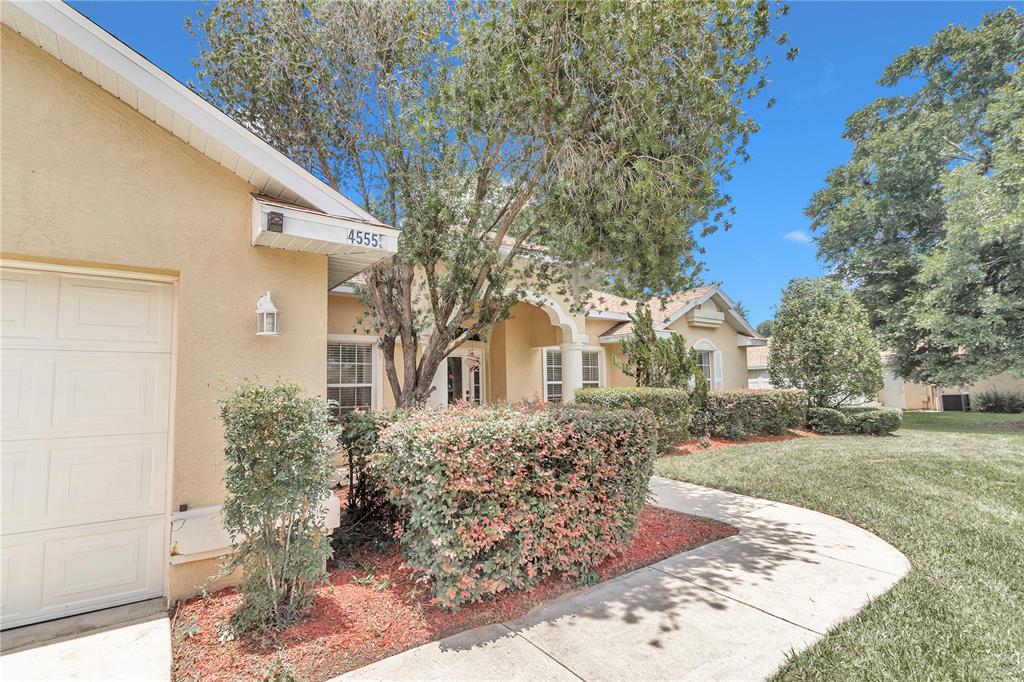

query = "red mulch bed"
[
  {"left": 665, "top": 428, "right": 819, "bottom": 456},
  {"left": 171, "top": 505, "right": 735, "bottom": 681}
]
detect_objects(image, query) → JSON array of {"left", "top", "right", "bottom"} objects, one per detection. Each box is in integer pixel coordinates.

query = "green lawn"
[{"left": 655, "top": 411, "right": 1024, "bottom": 681}]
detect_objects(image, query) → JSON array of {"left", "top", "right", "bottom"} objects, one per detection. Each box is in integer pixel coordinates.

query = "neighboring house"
[
  {"left": 327, "top": 283, "right": 762, "bottom": 410},
  {"left": 746, "top": 341, "right": 773, "bottom": 389},
  {"left": 878, "top": 369, "right": 1024, "bottom": 412},
  {"left": 0, "top": 2, "right": 760, "bottom": 630}
]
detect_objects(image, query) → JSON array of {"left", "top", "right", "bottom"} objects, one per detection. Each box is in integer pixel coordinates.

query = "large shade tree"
[
  {"left": 806, "top": 9, "right": 1024, "bottom": 387},
  {"left": 190, "top": 0, "right": 792, "bottom": 406}
]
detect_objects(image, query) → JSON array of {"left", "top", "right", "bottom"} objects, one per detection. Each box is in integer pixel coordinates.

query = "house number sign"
[{"left": 347, "top": 229, "right": 383, "bottom": 248}]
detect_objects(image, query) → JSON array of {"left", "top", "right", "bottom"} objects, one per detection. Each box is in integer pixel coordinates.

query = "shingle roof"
[
  {"left": 592, "top": 286, "right": 716, "bottom": 337},
  {"left": 746, "top": 343, "right": 770, "bottom": 369}
]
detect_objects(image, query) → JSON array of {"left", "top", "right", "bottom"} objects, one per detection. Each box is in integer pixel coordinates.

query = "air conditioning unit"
[{"left": 940, "top": 393, "right": 971, "bottom": 412}]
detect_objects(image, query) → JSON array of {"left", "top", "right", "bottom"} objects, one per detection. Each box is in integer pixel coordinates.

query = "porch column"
[{"left": 559, "top": 341, "right": 585, "bottom": 403}]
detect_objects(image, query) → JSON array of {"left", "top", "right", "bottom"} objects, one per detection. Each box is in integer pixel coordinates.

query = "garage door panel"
[
  {"left": 1, "top": 351, "right": 170, "bottom": 441},
  {"left": 2, "top": 434, "right": 167, "bottom": 535},
  {"left": 1, "top": 517, "right": 164, "bottom": 629},
  {"left": 57, "top": 276, "right": 171, "bottom": 351},
  {"left": 1, "top": 537, "right": 43, "bottom": 623},
  {"left": 52, "top": 353, "right": 170, "bottom": 434},
  {"left": 0, "top": 269, "right": 58, "bottom": 343}
]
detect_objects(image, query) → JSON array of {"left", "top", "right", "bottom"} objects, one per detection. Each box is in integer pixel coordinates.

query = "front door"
[
  {"left": 428, "top": 349, "right": 486, "bottom": 406},
  {"left": 446, "top": 357, "right": 464, "bottom": 404}
]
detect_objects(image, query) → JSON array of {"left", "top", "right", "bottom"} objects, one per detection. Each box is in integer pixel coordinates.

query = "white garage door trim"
[{"left": 1, "top": 260, "right": 176, "bottom": 630}]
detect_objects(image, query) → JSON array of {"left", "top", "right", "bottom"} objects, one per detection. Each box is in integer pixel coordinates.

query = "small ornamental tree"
[
  {"left": 615, "top": 305, "right": 708, "bottom": 404},
  {"left": 218, "top": 380, "right": 340, "bottom": 635},
  {"left": 769, "top": 278, "right": 883, "bottom": 407}
]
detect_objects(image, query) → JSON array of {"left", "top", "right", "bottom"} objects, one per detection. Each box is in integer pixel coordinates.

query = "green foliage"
[
  {"left": 769, "top": 278, "right": 883, "bottom": 408},
  {"left": 974, "top": 389, "right": 1024, "bottom": 414},
  {"left": 807, "top": 406, "right": 903, "bottom": 435},
  {"left": 374, "top": 403, "right": 656, "bottom": 608},
  {"left": 755, "top": 319, "right": 774, "bottom": 337},
  {"left": 806, "top": 407, "right": 850, "bottom": 435},
  {"left": 614, "top": 305, "right": 709, "bottom": 404},
  {"left": 218, "top": 381, "right": 339, "bottom": 635},
  {"left": 575, "top": 387, "right": 694, "bottom": 451},
  {"left": 806, "top": 9, "right": 1024, "bottom": 386},
  {"left": 190, "top": 0, "right": 791, "bottom": 407},
  {"left": 692, "top": 389, "right": 807, "bottom": 440},
  {"left": 337, "top": 411, "right": 396, "bottom": 532}
]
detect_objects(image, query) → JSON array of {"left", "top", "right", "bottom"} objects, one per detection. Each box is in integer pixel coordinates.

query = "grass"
[{"left": 655, "top": 411, "right": 1024, "bottom": 681}]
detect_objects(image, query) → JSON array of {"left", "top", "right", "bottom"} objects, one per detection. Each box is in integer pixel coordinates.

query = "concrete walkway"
[{"left": 340, "top": 477, "right": 910, "bottom": 682}]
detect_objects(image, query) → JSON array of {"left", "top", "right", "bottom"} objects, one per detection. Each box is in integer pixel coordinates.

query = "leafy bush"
[
  {"left": 806, "top": 406, "right": 850, "bottom": 435},
  {"left": 337, "top": 411, "right": 396, "bottom": 531},
  {"left": 375, "top": 403, "right": 656, "bottom": 608},
  {"left": 852, "top": 407, "right": 902, "bottom": 435},
  {"left": 692, "top": 389, "right": 807, "bottom": 440},
  {"left": 974, "top": 389, "right": 1024, "bottom": 413},
  {"left": 769, "top": 277, "right": 883, "bottom": 407},
  {"left": 218, "top": 381, "right": 340, "bottom": 635},
  {"left": 806, "top": 406, "right": 902, "bottom": 435},
  {"left": 575, "top": 387, "right": 693, "bottom": 450}
]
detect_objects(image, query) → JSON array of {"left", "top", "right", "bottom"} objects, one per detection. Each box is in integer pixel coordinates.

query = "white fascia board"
[
  {"left": 599, "top": 330, "right": 672, "bottom": 344},
  {"left": 737, "top": 336, "right": 768, "bottom": 347},
  {"left": 253, "top": 198, "right": 399, "bottom": 251},
  {"left": 586, "top": 310, "right": 631, "bottom": 321},
  {"left": 5, "top": 1, "right": 376, "bottom": 221},
  {"left": 658, "top": 285, "right": 761, "bottom": 338},
  {"left": 657, "top": 286, "right": 720, "bottom": 330}
]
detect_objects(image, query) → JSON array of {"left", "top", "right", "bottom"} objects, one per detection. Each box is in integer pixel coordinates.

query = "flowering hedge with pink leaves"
[{"left": 374, "top": 403, "right": 656, "bottom": 608}]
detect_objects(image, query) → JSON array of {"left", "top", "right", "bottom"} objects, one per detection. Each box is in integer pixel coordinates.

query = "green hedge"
[
  {"left": 974, "top": 389, "right": 1024, "bottom": 414},
  {"left": 375, "top": 403, "right": 656, "bottom": 608},
  {"left": 692, "top": 389, "right": 808, "bottom": 440},
  {"left": 575, "top": 387, "right": 693, "bottom": 450},
  {"left": 807, "top": 406, "right": 902, "bottom": 435}
]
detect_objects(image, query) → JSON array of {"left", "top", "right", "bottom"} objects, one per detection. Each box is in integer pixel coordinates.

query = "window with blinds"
[
  {"left": 327, "top": 342, "right": 373, "bottom": 414},
  {"left": 544, "top": 349, "right": 562, "bottom": 402},
  {"left": 582, "top": 350, "right": 601, "bottom": 388},
  {"left": 697, "top": 350, "right": 713, "bottom": 381}
]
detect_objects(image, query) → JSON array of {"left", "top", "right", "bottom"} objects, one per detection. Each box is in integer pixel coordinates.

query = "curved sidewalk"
[{"left": 341, "top": 477, "right": 910, "bottom": 682}]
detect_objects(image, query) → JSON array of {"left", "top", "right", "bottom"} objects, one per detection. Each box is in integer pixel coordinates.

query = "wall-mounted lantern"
[{"left": 256, "top": 291, "right": 279, "bottom": 336}]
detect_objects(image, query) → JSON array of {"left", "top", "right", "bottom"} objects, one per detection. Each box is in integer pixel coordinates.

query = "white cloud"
[{"left": 783, "top": 230, "right": 812, "bottom": 245}]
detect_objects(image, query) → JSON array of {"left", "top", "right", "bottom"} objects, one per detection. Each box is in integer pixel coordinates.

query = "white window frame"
[
  {"left": 581, "top": 347, "right": 605, "bottom": 389},
  {"left": 542, "top": 346, "right": 605, "bottom": 402},
  {"left": 327, "top": 334, "right": 383, "bottom": 412},
  {"left": 543, "top": 348, "right": 563, "bottom": 403},
  {"left": 693, "top": 339, "right": 723, "bottom": 389}
]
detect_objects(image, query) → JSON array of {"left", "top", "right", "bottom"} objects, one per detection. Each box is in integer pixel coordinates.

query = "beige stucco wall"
[
  {"left": 2, "top": 28, "right": 328, "bottom": 600},
  {"left": 665, "top": 315, "right": 749, "bottom": 389},
  {"left": 954, "top": 373, "right": 1024, "bottom": 396}
]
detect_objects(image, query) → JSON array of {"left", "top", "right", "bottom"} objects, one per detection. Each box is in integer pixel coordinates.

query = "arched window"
[{"left": 693, "top": 339, "right": 722, "bottom": 388}]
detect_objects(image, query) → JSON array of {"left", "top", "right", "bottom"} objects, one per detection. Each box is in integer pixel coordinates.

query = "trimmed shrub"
[
  {"left": 375, "top": 403, "right": 656, "bottom": 608},
  {"left": 974, "top": 389, "right": 1024, "bottom": 414},
  {"left": 850, "top": 407, "right": 902, "bottom": 435},
  {"left": 575, "top": 386, "right": 693, "bottom": 450},
  {"left": 806, "top": 406, "right": 902, "bottom": 435},
  {"left": 806, "top": 406, "right": 849, "bottom": 435},
  {"left": 218, "top": 380, "right": 339, "bottom": 635},
  {"left": 692, "top": 389, "right": 808, "bottom": 440}
]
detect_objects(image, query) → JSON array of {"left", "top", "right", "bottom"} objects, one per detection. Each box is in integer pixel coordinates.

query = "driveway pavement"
[{"left": 340, "top": 477, "right": 910, "bottom": 682}]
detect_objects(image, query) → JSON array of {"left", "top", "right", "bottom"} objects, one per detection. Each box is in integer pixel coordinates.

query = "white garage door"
[{"left": 1, "top": 265, "right": 172, "bottom": 629}]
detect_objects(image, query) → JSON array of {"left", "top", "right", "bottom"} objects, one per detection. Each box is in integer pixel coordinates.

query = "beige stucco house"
[{"left": 0, "top": 2, "right": 759, "bottom": 630}]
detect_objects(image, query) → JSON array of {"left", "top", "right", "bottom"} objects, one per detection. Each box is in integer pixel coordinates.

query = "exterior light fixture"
[{"left": 256, "top": 291, "right": 279, "bottom": 336}]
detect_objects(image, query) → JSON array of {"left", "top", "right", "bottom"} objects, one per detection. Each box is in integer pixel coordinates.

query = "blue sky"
[{"left": 70, "top": 0, "right": 1015, "bottom": 325}]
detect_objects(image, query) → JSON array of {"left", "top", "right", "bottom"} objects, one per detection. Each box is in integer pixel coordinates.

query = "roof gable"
[{"left": 590, "top": 285, "right": 759, "bottom": 340}]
